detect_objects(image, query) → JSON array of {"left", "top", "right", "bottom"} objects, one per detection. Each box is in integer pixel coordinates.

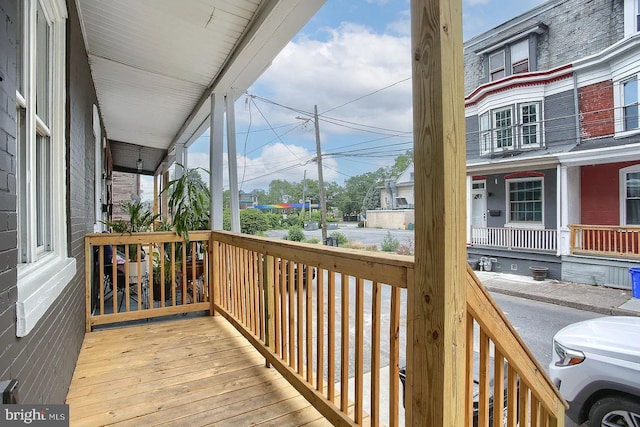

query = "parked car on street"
[{"left": 549, "top": 316, "right": 640, "bottom": 426}]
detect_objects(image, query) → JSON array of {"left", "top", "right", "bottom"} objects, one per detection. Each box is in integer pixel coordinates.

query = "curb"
[{"left": 485, "top": 286, "right": 640, "bottom": 318}]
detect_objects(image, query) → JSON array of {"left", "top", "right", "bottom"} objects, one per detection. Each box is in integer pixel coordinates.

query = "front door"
[{"left": 471, "top": 181, "right": 487, "bottom": 244}]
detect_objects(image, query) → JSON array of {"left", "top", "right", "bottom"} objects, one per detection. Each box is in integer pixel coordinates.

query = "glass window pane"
[
  {"left": 627, "top": 199, "right": 640, "bottom": 225},
  {"left": 511, "top": 39, "right": 529, "bottom": 63},
  {"left": 625, "top": 104, "right": 639, "bottom": 131},
  {"left": 627, "top": 173, "right": 640, "bottom": 198},
  {"left": 36, "top": 135, "right": 51, "bottom": 251},
  {"left": 36, "top": 2, "right": 50, "bottom": 125},
  {"left": 489, "top": 51, "right": 504, "bottom": 70},
  {"left": 624, "top": 78, "right": 638, "bottom": 105}
]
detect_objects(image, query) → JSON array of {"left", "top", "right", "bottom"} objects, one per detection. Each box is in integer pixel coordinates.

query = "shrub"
[
  {"left": 240, "top": 209, "right": 268, "bottom": 235},
  {"left": 396, "top": 237, "right": 415, "bottom": 255},
  {"left": 305, "top": 237, "right": 321, "bottom": 244},
  {"left": 283, "top": 216, "right": 302, "bottom": 228},
  {"left": 286, "top": 226, "right": 305, "bottom": 242},
  {"left": 264, "top": 213, "right": 283, "bottom": 230},
  {"left": 365, "top": 244, "right": 379, "bottom": 251},
  {"left": 330, "top": 231, "right": 348, "bottom": 246},
  {"left": 381, "top": 232, "right": 400, "bottom": 252}
]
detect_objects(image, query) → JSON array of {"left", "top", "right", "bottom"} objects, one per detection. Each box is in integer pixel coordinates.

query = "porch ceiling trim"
[
  {"left": 466, "top": 155, "right": 559, "bottom": 174},
  {"left": 557, "top": 143, "right": 640, "bottom": 166}
]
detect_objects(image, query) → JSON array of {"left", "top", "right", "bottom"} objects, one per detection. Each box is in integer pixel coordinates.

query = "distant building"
[
  {"left": 110, "top": 171, "right": 141, "bottom": 220},
  {"left": 366, "top": 163, "right": 415, "bottom": 229},
  {"left": 239, "top": 190, "right": 259, "bottom": 210}
]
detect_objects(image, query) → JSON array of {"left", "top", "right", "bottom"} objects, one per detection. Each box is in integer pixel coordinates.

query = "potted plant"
[
  {"left": 162, "top": 165, "right": 211, "bottom": 241},
  {"left": 102, "top": 198, "right": 159, "bottom": 279}
]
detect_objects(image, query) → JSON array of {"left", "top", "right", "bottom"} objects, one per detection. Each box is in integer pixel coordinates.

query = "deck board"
[{"left": 66, "top": 317, "right": 331, "bottom": 426}]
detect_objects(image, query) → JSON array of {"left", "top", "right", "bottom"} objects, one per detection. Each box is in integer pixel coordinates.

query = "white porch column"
[
  {"left": 558, "top": 165, "right": 581, "bottom": 255},
  {"left": 174, "top": 143, "right": 186, "bottom": 179},
  {"left": 210, "top": 92, "right": 225, "bottom": 230},
  {"left": 466, "top": 175, "right": 472, "bottom": 244},
  {"left": 226, "top": 93, "right": 241, "bottom": 233}
]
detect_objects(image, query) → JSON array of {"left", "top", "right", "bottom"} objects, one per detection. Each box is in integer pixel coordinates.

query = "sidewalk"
[{"left": 476, "top": 270, "right": 640, "bottom": 316}]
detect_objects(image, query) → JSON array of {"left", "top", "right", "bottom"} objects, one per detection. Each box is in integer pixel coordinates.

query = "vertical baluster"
[
  {"left": 465, "top": 314, "right": 475, "bottom": 427},
  {"left": 274, "top": 256, "right": 281, "bottom": 357},
  {"left": 170, "top": 243, "right": 176, "bottom": 307},
  {"left": 531, "top": 394, "right": 540, "bottom": 426},
  {"left": 478, "top": 330, "right": 490, "bottom": 427},
  {"left": 191, "top": 241, "right": 197, "bottom": 303},
  {"left": 258, "top": 251, "right": 265, "bottom": 341},
  {"left": 125, "top": 245, "right": 131, "bottom": 312},
  {"left": 327, "top": 271, "right": 336, "bottom": 403},
  {"left": 317, "top": 268, "right": 325, "bottom": 393},
  {"left": 306, "top": 266, "right": 313, "bottom": 385},
  {"left": 355, "top": 277, "right": 364, "bottom": 424},
  {"left": 519, "top": 382, "right": 531, "bottom": 427},
  {"left": 289, "top": 260, "right": 295, "bottom": 369},
  {"left": 181, "top": 242, "right": 187, "bottom": 305},
  {"left": 371, "top": 281, "right": 381, "bottom": 427},
  {"left": 160, "top": 243, "right": 165, "bottom": 308},
  {"left": 493, "top": 349, "right": 505, "bottom": 427},
  {"left": 281, "top": 257, "right": 288, "bottom": 363},
  {"left": 340, "top": 273, "right": 349, "bottom": 412},
  {"left": 389, "top": 286, "right": 401, "bottom": 427},
  {"left": 507, "top": 366, "right": 518, "bottom": 427},
  {"left": 98, "top": 245, "right": 105, "bottom": 316},
  {"left": 297, "top": 262, "right": 304, "bottom": 376}
]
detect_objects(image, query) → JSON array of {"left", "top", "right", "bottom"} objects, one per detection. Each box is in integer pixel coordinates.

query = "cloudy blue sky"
[{"left": 143, "top": 0, "right": 547, "bottom": 198}]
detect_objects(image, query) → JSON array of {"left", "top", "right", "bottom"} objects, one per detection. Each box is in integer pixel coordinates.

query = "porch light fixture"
[{"left": 137, "top": 147, "right": 143, "bottom": 171}]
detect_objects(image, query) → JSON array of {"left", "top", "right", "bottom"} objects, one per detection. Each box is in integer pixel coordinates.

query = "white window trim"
[
  {"left": 614, "top": 74, "right": 640, "bottom": 137},
  {"left": 519, "top": 102, "right": 543, "bottom": 148},
  {"left": 505, "top": 177, "right": 545, "bottom": 228},
  {"left": 492, "top": 106, "right": 515, "bottom": 152},
  {"left": 619, "top": 164, "right": 640, "bottom": 225},
  {"left": 624, "top": 0, "right": 640, "bottom": 37},
  {"left": 16, "top": 0, "right": 72, "bottom": 338}
]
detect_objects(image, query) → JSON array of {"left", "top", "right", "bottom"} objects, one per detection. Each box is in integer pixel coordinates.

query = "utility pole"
[
  {"left": 314, "top": 105, "right": 328, "bottom": 244},
  {"left": 301, "top": 169, "right": 307, "bottom": 219}
]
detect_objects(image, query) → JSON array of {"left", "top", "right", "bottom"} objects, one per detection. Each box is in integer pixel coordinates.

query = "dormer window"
[
  {"left": 489, "top": 51, "right": 505, "bottom": 81},
  {"left": 511, "top": 39, "right": 529, "bottom": 74}
]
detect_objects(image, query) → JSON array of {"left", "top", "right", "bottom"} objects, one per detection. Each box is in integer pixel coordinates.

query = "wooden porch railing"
[
  {"left": 84, "top": 231, "right": 213, "bottom": 331},
  {"left": 570, "top": 224, "right": 640, "bottom": 258},
  {"left": 471, "top": 226, "right": 557, "bottom": 252},
  {"left": 84, "top": 230, "right": 565, "bottom": 425},
  {"left": 209, "top": 231, "right": 566, "bottom": 426}
]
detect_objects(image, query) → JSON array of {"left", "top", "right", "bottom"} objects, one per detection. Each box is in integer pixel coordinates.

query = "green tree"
[{"left": 388, "top": 150, "right": 413, "bottom": 178}]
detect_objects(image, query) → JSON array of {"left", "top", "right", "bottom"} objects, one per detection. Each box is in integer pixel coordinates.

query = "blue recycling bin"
[{"left": 629, "top": 268, "right": 640, "bottom": 298}]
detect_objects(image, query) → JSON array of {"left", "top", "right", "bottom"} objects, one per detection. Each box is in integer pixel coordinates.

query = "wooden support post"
[
  {"left": 263, "top": 255, "right": 276, "bottom": 366},
  {"left": 409, "top": 0, "right": 466, "bottom": 426}
]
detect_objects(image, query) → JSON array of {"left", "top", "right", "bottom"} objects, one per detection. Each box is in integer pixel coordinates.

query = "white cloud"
[
  {"left": 465, "top": 0, "right": 490, "bottom": 5},
  {"left": 253, "top": 23, "right": 413, "bottom": 135}
]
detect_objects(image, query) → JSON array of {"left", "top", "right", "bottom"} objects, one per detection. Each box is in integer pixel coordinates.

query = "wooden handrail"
[
  {"left": 466, "top": 264, "right": 567, "bottom": 424},
  {"left": 569, "top": 224, "right": 640, "bottom": 258},
  {"left": 85, "top": 231, "right": 212, "bottom": 331}
]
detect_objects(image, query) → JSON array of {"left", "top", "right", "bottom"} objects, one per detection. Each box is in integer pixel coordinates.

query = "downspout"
[{"left": 573, "top": 71, "right": 581, "bottom": 146}]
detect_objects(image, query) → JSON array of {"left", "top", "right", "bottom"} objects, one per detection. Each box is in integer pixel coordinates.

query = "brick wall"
[
  {"left": 464, "top": 0, "right": 624, "bottom": 95},
  {"left": 579, "top": 81, "right": 615, "bottom": 139},
  {"left": 581, "top": 161, "right": 640, "bottom": 225},
  {"left": 0, "top": 0, "right": 99, "bottom": 404}
]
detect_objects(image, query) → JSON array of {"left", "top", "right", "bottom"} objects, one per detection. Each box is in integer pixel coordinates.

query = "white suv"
[{"left": 549, "top": 316, "right": 640, "bottom": 426}]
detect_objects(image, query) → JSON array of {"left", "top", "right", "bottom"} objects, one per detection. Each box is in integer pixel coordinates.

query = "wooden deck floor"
[{"left": 66, "top": 316, "right": 332, "bottom": 426}]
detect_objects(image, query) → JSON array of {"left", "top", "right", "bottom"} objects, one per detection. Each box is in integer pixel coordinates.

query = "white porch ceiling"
[{"left": 77, "top": 0, "right": 325, "bottom": 172}]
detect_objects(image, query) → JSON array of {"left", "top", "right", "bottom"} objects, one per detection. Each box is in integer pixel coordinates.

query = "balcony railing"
[
  {"left": 570, "top": 224, "right": 640, "bottom": 258},
  {"left": 84, "top": 231, "right": 566, "bottom": 425},
  {"left": 471, "top": 226, "right": 557, "bottom": 252}
]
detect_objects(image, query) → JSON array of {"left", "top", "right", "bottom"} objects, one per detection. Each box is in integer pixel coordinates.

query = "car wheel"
[{"left": 589, "top": 397, "right": 640, "bottom": 427}]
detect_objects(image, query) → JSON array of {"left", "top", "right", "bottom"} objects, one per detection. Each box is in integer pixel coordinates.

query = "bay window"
[{"left": 478, "top": 102, "right": 543, "bottom": 155}]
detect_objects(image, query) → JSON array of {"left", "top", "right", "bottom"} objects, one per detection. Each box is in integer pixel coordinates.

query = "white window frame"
[
  {"left": 505, "top": 177, "right": 545, "bottom": 228},
  {"left": 615, "top": 74, "right": 640, "bottom": 136},
  {"left": 624, "top": 0, "right": 640, "bottom": 36},
  {"left": 492, "top": 106, "right": 514, "bottom": 152},
  {"left": 619, "top": 164, "right": 640, "bottom": 225},
  {"left": 479, "top": 112, "right": 491, "bottom": 155},
  {"left": 15, "top": 0, "right": 74, "bottom": 337},
  {"left": 519, "top": 102, "right": 543, "bottom": 148},
  {"left": 489, "top": 50, "right": 506, "bottom": 81},
  {"left": 510, "top": 39, "right": 530, "bottom": 75}
]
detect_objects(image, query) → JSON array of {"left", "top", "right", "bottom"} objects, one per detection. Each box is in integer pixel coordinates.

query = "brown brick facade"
[{"left": 578, "top": 80, "right": 614, "bottom": 139}]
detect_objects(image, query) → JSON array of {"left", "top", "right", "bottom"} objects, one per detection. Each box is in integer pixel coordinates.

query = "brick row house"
[
  {"left": 0, "top": 0, "right": 324, "bottom": 405},
  {"left": 464, "top": 0, "right": 640, "bottom": 288}
]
